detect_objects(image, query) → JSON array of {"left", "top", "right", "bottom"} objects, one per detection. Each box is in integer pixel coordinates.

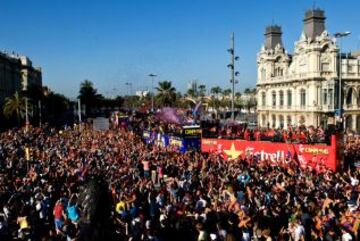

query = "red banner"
[{"left": 201, "top": 137, "right": 337, "bottom": 172}]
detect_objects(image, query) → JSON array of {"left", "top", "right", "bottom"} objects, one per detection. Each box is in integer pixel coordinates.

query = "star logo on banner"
[{"left": 223, "top": 142, "right": 242, "bottom": 159}]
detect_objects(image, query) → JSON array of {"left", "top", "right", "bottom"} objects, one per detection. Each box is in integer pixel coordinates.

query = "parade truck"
[
  {"left": 143, "top": 125, "right": 201, "bottom": 153},
  {"left": 200, "top": 121, "right": 341, "bottom": 172}
]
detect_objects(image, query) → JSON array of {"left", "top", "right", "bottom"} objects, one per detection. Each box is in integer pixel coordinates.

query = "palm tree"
[
  {"left": 186, "top": 88, "right": 196, "bottom": 99},
  {"left": 3, "top": 91, "right": 26, "bottom": 125},
  {"left": 223, "top": 88, "right": 232, "bottom": 97},
  {"left": 235, "top": 92, "right": 243, "bottom": 113},
  {"left": 198, "top": 84, "right": 206, "bottom": 97},
  {"left": 244, "top": 88, "right": 251, "bottom": 94},
  {"left": 78, "top": 80, "right": 101, "bottom": 115},
  {"left": 155, "top": 81, "right": 177, "bottom": 107},
  {"left": 221, "top": 89, "right": 232, "bottom": 109},
  {"left": 245, "top": 96, "right": 257, "bottom": 113},
  {"left": 210, "top": 86, "right": 222, "bottom": 99}
]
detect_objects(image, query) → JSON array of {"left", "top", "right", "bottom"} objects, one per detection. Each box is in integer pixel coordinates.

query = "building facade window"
[
  {"left": 275, "top": 67, "right": 283, "bottom": 77},
  {"left": 261, "top": 68, "right": 266, "bottom": 81},
  {"left": 346, "top": 88, "right": 353, "bottom": 105},
  {"left": 300, "top": 89, "right": 306, "bottom": 107},
  {"left": 328, "top": 89, "right": 333, "bottom": 106},
  {"left": 348, "top": 65, "right": 353, "bottom": 73},
  {"left": 287, "top": 115, "right": 292, "bottom": 126},
  {"left": 287, "top": 90, "right": 292, "bottom": 107},
  {"left": 279, "top": 115, "right": 284, "bottom": 128},
  {"left": 261, "top": 92, "right": 266, "bottom": 106},
  {"left": 321, "top": 63, "right": 330, "bottom": 72},
  {"left": 272, "top": 114, "right": 276, "bottom": 128},
  {"left": 272, "top": 91, "right": 276, "bottom": 107},
  {"left": 279, "top": 91, "right": 284, "bottom": 107},
  {"left": 262, "top": 115, "right": 266, "bottom": 126},
  {"left": 323, "top": 89, "right": 328, "bottom": 105}
]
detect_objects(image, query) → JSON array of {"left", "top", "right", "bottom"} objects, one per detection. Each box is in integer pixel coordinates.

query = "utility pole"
[
  {"left": 149, "top": 74, "right": 157, "bottom": 112},
  {"left": 334, "top": 31, "right": 351, "bottom": 130},
  {"left": 227, "top": 33, "right": 239, "bottom": 120}
]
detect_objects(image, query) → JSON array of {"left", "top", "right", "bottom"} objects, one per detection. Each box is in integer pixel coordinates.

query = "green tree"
[
  {"left": 25, "top": 84, "right": 44, "bottom": 102},
  {"left": 223, "top": 88, "right": 232, "bottom": 97},
  {"left": 43, "top": 92, "right": 70, "bottom": 121},
  {"left": 155, "top": 81, "right": 177, "bottom": 107},
  {"left": 124, "top": 95, "right": 140, "bottom": 109},
  {"left": 221, "top": 88, "right": 232, "bottom": 109},
  {"left": 244, "top": 88, "right": 251, "bottom": 94},
  {"left": 186, "top": 88, "right": 196, "bottom": 98},
  {"left": 235, "top": 92, "right": 243, "bottom": 112},
  {"left": 3, "top": 91, "right": 26, "bottom": 125},
  {"left": 210, "top": 86, "right": 222, "bottom": 99},
  {"left": 78, "top": 80, "right": 101, "bottom": 115},
  {"left": 198, "top": 84, "right": 206, "bottom": 97},
  {"left": 245, "top": 96, "right": 257, "bottom": 113}
]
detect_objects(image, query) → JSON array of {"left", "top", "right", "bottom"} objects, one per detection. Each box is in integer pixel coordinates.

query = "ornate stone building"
[
  {"left": 0, "top": 51, "right": 42, "bottom": 105},
  {"left": 256, "top": 9, "right": 360, "bottom": 131}
]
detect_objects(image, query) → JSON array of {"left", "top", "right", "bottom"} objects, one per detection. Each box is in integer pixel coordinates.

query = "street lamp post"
[
  {"left": 227, "top": 33, "right": 240, "bottom": 120},
  {"left": 334, "top": 31, "right": 351, "bottom": 130},
  {"left": 149, "top": 74, "right": 157, "bottom": 112}
]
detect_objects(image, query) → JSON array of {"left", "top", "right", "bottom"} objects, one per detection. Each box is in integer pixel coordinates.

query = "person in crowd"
[{"left": 0, "top": 117, "right": 358, "bottom": 241}]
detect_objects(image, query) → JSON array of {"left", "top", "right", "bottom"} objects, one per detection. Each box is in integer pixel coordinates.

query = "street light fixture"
[
  {"left": 148, "top": 74, "right": 157, "bottom": 112},
  {"left": 334, "top": 31, "right": 351, "bottom": 130},
  {"left": 227, "top": 32, "right": 240, "bottom": 120},
  {"left": 125, "top": 82, "right": 133, "bottom": 96}
]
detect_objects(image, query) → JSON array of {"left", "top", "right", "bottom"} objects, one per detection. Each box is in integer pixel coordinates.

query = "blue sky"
[{"left": 0, "top": 0, "right": 359, "bottom": 98}]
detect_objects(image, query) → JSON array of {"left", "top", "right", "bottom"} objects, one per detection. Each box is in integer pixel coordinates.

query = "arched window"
[
  {"left": 272, "top": 114, "right": 276, "bottom": 128},
  {"left": 272, "top": 91, "right": 276, "bottom": 107},
  {"left": 279, "top": 90, "right": 284, "bottom": 107},
  {"left": 275, "top": 67, "right": 283, "bottom": 77},
  {"left": 279, "top": 115, "right": 284, "bottom": 128},
  {"left": 262, "top": 115, "right": 266, "bottom": 126},
  {"left": 287, "top": 90, "right": 292, "bottom": 107},
  {"left": 346, "top": 88, "right": 353, "bottom": 105},
  {"left": 300, "top": 89, "right": 306, "bottom": 107},
  {"left": 287, "top": 115, "right": 292, "bottom": 126},
  {"left": 345, "top": 115, "right": 353, "bottom": 130},
  {"left": 261, "top": 92, "right": 266, "bottom": 106}
]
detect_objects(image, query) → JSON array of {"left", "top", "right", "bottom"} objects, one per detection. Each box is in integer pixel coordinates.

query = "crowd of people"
[
  {"left": 0, "top": 118, "right": 359, "bottom": 241},
  {"left": 203, "top": 122, "right": 328, "bottom": 144}
]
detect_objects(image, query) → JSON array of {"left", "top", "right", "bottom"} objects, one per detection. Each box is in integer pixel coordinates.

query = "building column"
[{"left": 352, "top": 114, "right": 356, "bottom": 131}]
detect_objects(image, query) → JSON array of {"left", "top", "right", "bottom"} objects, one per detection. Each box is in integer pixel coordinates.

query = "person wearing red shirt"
[
  {"left": 244, "top": 129, "right": 250, "bottom": 141},
  {"left": 283, "top": 130, "right": 288, "bottom": 143},
  {"left": 53, "top": 199, "right": 65, "bottom": 234},
  {"left": 254, "top": 130, "right": 261, "bottom": 141}
]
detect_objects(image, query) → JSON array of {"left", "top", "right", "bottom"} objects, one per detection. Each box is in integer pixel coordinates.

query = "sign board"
[
  {"left": 202, "top": 138, "right": 337, "bottom": 172},
  {"left": 182, "top": 125, "right": 202, "bottom": 138},
  {"left": 93, "top": 117, "right": 110, "bottom": 131}
]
